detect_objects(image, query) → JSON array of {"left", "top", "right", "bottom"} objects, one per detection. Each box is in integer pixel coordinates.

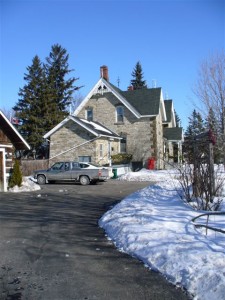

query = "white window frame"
[
  {"left": 86, "top": 108, "right": 93, "bottom": 121},
  {"left": 116, "top": 106, "right": 124, "bottom": 123},
  {"left": 78, "top": 156, "right": 91, "bottom": 162},
  {"left": 120, "top": 137, "right": 127, "bottom": 153}
]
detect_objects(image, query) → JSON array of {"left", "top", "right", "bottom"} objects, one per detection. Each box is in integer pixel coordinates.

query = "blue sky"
[{"left": 0, "top": 0, "right": 224, "bottom": 129}]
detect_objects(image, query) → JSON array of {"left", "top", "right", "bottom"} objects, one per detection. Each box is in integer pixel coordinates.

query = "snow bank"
[
  {"left": 100, "top": 170, "right": 225, "bottom": 300},
  {"left": 8, "top": 176, "right": 41, "bottom": 192}
]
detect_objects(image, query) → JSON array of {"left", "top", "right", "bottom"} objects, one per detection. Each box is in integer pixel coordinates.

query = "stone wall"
[
  {"left": 77, "top": 93, "right": 163, "bottom": 168},
  {"left": 49, "top": 119, "right": 120, "bottom": 165},
  {"left": 49, "top": 120, "right": 97, "bottom": 163}
]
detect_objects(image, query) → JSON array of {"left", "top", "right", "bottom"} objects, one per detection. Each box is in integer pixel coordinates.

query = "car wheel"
[
  {"left": 80, "top": 176, "right": 90, "bottom": 186},
  {"left": 37, "top": 175, "right": 46, "bottom": 185}
]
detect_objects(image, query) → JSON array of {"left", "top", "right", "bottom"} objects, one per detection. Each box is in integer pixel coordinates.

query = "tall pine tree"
[
  {"left": 183, "top": 109, "right": 205, "bottom": 162},
  {"left": 206, "top": 107, "right": 222, "bottom": 163},
  {"left": 13, "top": 55, "right": 47, "bottom": 151},
  {"left": 174, "top": 110, "right": 181, "bottom": 127},
  {"left": 185, "top": 109, "right": 205, "bottom": 138},
  {"left": 13, "top": 44, "right": 82, "bottom": 156},
  {"left": 44, "top": 44, "right": 80, "bottom": 127},
  {"left": 130, "top": 61, "right": 147, "bottom": 90}
]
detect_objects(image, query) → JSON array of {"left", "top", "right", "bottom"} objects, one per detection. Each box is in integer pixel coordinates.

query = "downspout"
[{"left": 49, "top": 137, "right": 99, "bottom": 160}]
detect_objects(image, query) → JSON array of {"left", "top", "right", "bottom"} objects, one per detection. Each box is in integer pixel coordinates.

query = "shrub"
[
  {"left": 8, "top": 160, "right": 23, "bottom": 188},
  {"left": 111, "top": 153, "right": 132, "bottom": 164}
]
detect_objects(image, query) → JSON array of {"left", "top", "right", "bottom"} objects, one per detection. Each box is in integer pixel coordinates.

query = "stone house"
[
  {"left": 0, "top": 110, "right": 30, "bottom": 191},
  {"left": 44, "top": 66, "right": 183, "bottom": 169}
]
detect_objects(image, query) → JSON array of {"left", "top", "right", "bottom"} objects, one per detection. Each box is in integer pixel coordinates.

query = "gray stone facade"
[
  {"left": 76, "top": 93, "right": 164, "bottom": 168},
  {"left": 46, "top": 72, "right": 181, "bottom": 170}
]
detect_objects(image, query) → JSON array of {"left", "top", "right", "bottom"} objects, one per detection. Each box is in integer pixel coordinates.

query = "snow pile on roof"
[
  {"left": 100, "top": 169, "right": 225, "bottom": 300},
  {"left": 80, "top": 118, "right": 112, "bottom": 134}
]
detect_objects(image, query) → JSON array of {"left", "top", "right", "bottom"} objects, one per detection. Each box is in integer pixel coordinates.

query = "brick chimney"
[
  {"left": 100, "top": 65, "right": 109, "bottom": 81},
  {"left": 127, "top": 85, "right": 134, "bottom": 91}
]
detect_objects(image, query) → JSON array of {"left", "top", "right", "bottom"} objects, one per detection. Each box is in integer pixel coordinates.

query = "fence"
[
  {"left": 20, "top": 159, "right": 49, "bottom": 176},
  {"left": 192, "top": 212, "right": 225, "bottom": 235}
]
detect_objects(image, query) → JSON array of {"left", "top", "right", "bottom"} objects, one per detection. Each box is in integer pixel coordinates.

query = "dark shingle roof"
[
  {"left": 121, "top": 88, "right": 161, "bottom": 115},
  {"left": 163, "top": 127, "right": 183, "bottom": 141},
  {"left": 107, "top": 82, "right": 161, "bottom": 116},
  {"left": 164, "top": 100, "right": 173, "bottom": 123}
]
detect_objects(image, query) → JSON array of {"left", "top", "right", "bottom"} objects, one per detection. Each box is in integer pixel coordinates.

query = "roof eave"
[
  {"left": 99, "top": 134, "right": 122, "bottom": 140},
  {"left": 0, "top": 111, "right": 30, "bottom": 150},
  {"left": 74, "top": 78, "right": 141, "bottom": 119},
  {"left": 140, "top": 114, "right": 157, "bottom": 118}
]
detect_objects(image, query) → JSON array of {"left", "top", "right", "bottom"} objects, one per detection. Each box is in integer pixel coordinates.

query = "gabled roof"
[
  {"left": 0, "top": 110, "right": 30, "bottom": 150},
  {"left": 121, "top": 88, "right": 162, "bottom": 116},
  {"left": 74, "top": 78, "right": 140, "bottom": 118},
  {"left": 74, "top": 78, "right": 167, "bottom": 120},
  {"left": 163, "top": 127, "right": 183, "bottom": 141},
  {"left": 164, "top": 99, "right": 176, "bottom": 126},
  {"left": 164, "top": 100, "right": 173, "bottom": 122},
  {"left": 43, "top": 115, "right": 122, "bottom": 140}
]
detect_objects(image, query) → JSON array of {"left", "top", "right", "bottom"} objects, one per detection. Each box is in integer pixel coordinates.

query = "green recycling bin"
[{"left": 112, "top": 168, "right": 118, "bottom": 179}]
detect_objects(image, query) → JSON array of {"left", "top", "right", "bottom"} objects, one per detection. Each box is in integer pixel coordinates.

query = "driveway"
[{"left": 0, "top": 180, "right": 190, "bottom": 300}]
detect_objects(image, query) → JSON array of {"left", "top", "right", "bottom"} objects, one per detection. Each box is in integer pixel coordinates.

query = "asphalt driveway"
[{"left": 0, "top": 180, "right": 190, "bottom": 300}]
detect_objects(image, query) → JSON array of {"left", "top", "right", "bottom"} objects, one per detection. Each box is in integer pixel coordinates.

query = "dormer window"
[
  {"left": 116, "top": 106, "right": 124, "bottom": 123},
  {"left": 86, "top": 107, "right": 93, "bottom": 121}
]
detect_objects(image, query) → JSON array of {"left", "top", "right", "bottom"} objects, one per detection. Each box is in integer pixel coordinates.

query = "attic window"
[
  {"left": 94, "top": 83, "right": 109, "bottom": 95},
  {"left": 116, "top": 106, "right": 124, "bottom": 123},
  {"left": 86, "top": 107, "right": 93, "bottom": 121}
]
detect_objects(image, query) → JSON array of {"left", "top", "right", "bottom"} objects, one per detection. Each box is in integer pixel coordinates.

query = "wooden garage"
[{"left": 0, "top": 111, "right": 30, "bottom": 192}]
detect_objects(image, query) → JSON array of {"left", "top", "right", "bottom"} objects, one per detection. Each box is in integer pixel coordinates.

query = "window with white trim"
[
  {"left": 116, "top": 106, "right": 124, "bottom": 123},
  {"left": 120, "top": 137, "right": 127, "bottom": 153},
  {"left": 86, "top": 107, "right": 93, "bottom": 121},
  {"left": 78, "top": 156, "right": 91, "bottom": 162}
]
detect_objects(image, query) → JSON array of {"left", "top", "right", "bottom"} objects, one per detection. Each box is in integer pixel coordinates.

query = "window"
[
  {"left": 116, "top": 106, "right": 124, "bottom": 123},
  {"left": 78, "top": 156, "right": 91, "bottom": 162},
  {"left": 120, "top": 137, "right": 127, "bottom": 153},
  {"left": 99, "top": 144, "right": 103, "bottom": 158},
  {"left": 72, "top": 162, "right": 79, "bottom": 169},
  {"left": 86, "top": 108, "right": 93, "bottom": 121}
]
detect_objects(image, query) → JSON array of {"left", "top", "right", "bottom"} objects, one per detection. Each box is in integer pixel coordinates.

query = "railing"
[{"left": 192, "top": 212, "right": 225, "bottom": 235}]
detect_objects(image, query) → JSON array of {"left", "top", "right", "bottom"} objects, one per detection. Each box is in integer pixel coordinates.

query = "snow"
[
  {"left": 80, "top": 118, "right": 112, "bottom": 134},
  {"left": 99, "top": 168, "right": 225, "bottom": 300},
  {"left": 8, "top": 176, "right": 41, "bottom": 192},
  {"left": 6, "top": 169, "right": 225, "bottom": 299}
]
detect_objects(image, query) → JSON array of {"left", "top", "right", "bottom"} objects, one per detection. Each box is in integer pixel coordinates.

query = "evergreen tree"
[
  {"left": 13, "top": 55, "right": 47, "bottom": 151},
  {"left": 8, "top": 160, "right": 23, "bottom": 188},
  {"left": 13, "top": 44, "right": 82, "bottom": 156},
  {"left": 44, "top": 44, "right": 80, "bottom": 126},
  {"left": 183, "top": 110, "right": 205, "bottom": 162},
  {"left": 130, "top": 61, "right": 147, "bottom": 90},
  {"left": 185, "top": 109, "right": 205, "bottom": 138},
  {"left": 174, "top": 110, "right": 181, "bottom": 127},
  {"left": 206, "top": 107, "right": 222, "bottom": 163}
]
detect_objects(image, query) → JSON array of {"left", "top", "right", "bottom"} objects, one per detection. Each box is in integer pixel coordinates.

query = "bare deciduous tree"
[{"left": 193, "top": 51, "right": 225, "bottom": 164}]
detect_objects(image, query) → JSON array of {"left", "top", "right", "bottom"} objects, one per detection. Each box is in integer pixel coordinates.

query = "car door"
[
  {"left": 71, "top": 162, "right": 82, "bottom": 179},
  {"left": 48, "top": 162, "right": 71, "bottom": 181}
]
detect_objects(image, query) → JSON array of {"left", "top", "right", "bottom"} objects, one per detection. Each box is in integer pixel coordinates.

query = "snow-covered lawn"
[
  {"left": 99, "top": 169, "right": 225, "bottom": 300},
  {"left": 7, "top": 169, "right": 225, "bottom": 299}
]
